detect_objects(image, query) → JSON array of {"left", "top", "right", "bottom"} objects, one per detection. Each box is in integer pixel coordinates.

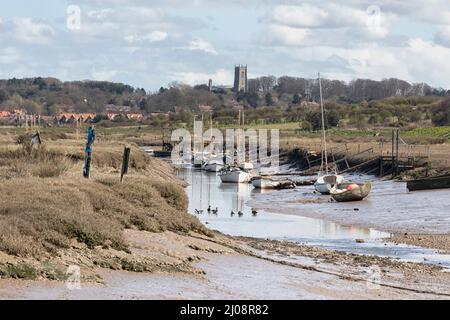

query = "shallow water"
[{"left": 176, "top": 167, "right": 450, "bottom": 269}]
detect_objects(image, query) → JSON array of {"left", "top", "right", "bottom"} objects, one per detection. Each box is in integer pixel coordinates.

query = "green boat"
[{"left": 330, "top": 182, "right": 372, "bottom": 202}]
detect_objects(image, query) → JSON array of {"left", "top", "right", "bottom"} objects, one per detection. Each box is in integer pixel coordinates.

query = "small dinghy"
[
  {"left": 330, "top": 182, "right": 372, "bottom": 202},
  {"left": 252, "top": 176, "right": 296, "bottom": 189},
  {"left": 314, "top": 174, "right": 344, "bottom": 194}
]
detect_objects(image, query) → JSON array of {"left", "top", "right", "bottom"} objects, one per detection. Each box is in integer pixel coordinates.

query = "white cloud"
[
  {"left": 269, "top": 4, "right": 328, "bottom": 28},
  {"left": 359, "top": 0, "right": 450, "bottom": 25},
  {"left": 76, "top": 6, "right": 182, "bottom": 41},
  {"left": 266, "top": 3, "right": 394, "bottom": 31},
  {"left": 265, "top": 25, "right": 310, "bottom": 46},
  {"left": 187, "top": 39, "right": 217, "bottom": 54},
  {"left": 12, "top": 18, "right": 55, "bottom": 44},
  {"left": 124, "top": 31, "right": 168, "bottom": 43},
  {"left": 275, "top": 38, "right": 450, "bottom": 88},
  {"left": 260, "top": 3, "right": 393, "bottom": 49},
  {"left": 148, "top": 31, "right": 168, "bottom": 42}
]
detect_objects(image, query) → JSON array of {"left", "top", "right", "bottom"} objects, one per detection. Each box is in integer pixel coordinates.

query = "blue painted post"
[{"left": 83, "top": 126, "right": 96, "bottom": 178}]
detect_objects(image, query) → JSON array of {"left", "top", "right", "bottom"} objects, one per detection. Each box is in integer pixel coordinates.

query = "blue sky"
[{"left": 1, "top": 0, "right": 449, "bottom": 91}]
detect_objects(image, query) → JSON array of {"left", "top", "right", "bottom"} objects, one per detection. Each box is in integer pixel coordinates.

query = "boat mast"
[
  {"left": 210, "top": 111, "right": 213, "bottom": 155},
  {"left": 318, "top": 73, "right": 329, "bottom": 174},
  {"left": 193, "top": 114, "right": 197, "bottom": 159},
  {"left": 201, "top": 113, "right": 204, "bottom": 163},
  {"left": 237, "top": 110, "right": 241, "bottom": 163}
]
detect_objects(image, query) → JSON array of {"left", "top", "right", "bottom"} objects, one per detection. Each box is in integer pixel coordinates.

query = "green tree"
[
  {"left": 245, "top": 92, "right": 260, "bottom": 108},
  {"left": 326, "top": 110, "right": 340, "bottom": 127},
  {"left": 0, "top": 89, "right": 8, "bottom": 104},
  {"left": 265, "top": 93, "right": 274, "bottom": 106},
  {"left": 300, "top": 120, "right": 312, "bottom": 131},
  {"left": 292, "top": 93, "right": 301, "bottom": 105},
  {"left": 431, "top": 98, "right": 450, "bottom": 126},
  {"left": 305, "top": 111, "right": 322, "bottom": 131}
]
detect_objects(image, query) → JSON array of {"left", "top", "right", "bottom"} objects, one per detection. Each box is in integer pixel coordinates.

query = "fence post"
[{"left": 121, "top": 147, "right": 131, "bottom": 182}]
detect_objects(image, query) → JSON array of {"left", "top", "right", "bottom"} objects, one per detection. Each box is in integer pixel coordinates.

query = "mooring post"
[
  {"left": 83, "top": 126, "right": 95, "bottom": 179},
  {"left": 379, "top": 156, "right": 384, "bottom": 177},
  {"left": 391, "top": 129, "right": 399, "bottom": 178},
  {"left": 120, "top": 146, "right": 131, "bottom": 183}
]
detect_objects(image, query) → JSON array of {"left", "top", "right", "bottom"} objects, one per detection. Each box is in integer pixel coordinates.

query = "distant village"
[{"left": 0, "top": 108, "right": 148, "bottom": 127}]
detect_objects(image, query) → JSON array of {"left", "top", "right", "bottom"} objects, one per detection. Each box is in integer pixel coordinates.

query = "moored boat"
[
  {"left": 203, "top": 158, "right": 224, "bottom": 172},
  {"left": 313, "top": 73, "right": 345, "bottom": 195},
  {"left": 252, "top": 176, "right": 280, "bottom": 189},
  {"left": 406, "top": 174, "right": 450, "bottom": 192},
  {"left": 252, "top": 176, "right": 296, "bottom": 189},
  {"left": 219, "top": 167, "right": 252, "bottom": 183},
  {"left": 314, "top": 174, "right": 344, "bottom": 194},
  {"left": 330, "top": 182, "right": 372, "bottom": 202}
]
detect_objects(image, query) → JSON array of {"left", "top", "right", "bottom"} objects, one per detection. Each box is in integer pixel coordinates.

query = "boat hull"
[
  {"left": 330, "top": 182, "right": 372, "bottom": 202},
  {"left": 220, "top": 170, "right": 251, "bottom": 183},
  {"left": 407, "top": 174, "right": 450, "bottom": 191},
  {"left": 252, "top": 177, "right": 279, "bottom": 189},
  {"left": 203, "top": 163, "right": 224, "bottom": 172},
  {"left": 252, "top": 177, "right": 296, "bottom": 189},
  {"left": 314, "top": 174, "right": 344, "bottom": 194}
]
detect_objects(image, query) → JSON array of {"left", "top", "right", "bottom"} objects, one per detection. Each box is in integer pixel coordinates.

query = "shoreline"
[
  {"left": 3, "top": 228, "right": 450, "bottom": 299},
  {"left": 245, "top": 180, "right": 450, "bottom": 252}
]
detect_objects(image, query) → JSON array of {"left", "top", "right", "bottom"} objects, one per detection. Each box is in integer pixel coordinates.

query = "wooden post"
[
  {"left": 83, "top": 127, "right": 95, "bottom": 179},
  {"left": 392, "top": 129, "right": 399, "bottom": 177},
  {"left": 379, "top": 156, "right": 384, "bottom": 177},
  {"left": 120, "top": 147, "right": 131, "bottom": 182}
]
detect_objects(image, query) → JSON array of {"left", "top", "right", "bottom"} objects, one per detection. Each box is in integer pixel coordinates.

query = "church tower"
[{"left": 234, "top": 65, "right": 248, "bottom": 93}]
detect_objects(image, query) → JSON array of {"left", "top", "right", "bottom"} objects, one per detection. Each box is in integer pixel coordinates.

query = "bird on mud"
[
  {"left": 238, "top": 211, "right": 244, "bottom": 217},
  {"left": 252, "top": 208, "right": 258, "bottom": 216},
  {"left": 195, "top": 209, "right": 203, "bottom": 214}
]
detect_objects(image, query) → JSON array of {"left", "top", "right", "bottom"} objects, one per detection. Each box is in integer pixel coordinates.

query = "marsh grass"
[
  {"left": 0, "top": 145, "right": 72, "bottom": 179},
  {"left": 0, "top": 263, "right": 38, "bottom": 280},
  {"left": 0, "top": 133, "right": 207, "bottom": 263}
]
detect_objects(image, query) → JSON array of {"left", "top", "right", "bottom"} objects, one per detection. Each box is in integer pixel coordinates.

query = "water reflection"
[
  {"left": 176, "top": 167, "right": 450, "bottom": 268},
  {"left": 176, "top": 167, "right": 386, "bottom": 240}
]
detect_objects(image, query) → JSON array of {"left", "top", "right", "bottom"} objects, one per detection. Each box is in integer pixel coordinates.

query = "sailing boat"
[
  {"left": 193, "top": 113, "right": 208, "bottom": 168},
  {"left": 203, "top": 111, "right": 224, "bottom": 172},
  {"left": 219, "top": 109, "right": 253, "bottom": 183},
  {"left": 314, "top": 73, "right": 344, "bottom": 194}
]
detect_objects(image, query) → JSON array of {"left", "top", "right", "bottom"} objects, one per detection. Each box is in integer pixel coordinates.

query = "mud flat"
[
  {"left": 3, "top": 230, "right": 450, "bottom": 299},
  {"left": 248, "top": 177, "right": 450, "bottom": 244}
]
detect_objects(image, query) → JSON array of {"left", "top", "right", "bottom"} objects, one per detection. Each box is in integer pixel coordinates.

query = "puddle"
[{"left": 176, "top": 167, "right": 450, "bottom": 269}]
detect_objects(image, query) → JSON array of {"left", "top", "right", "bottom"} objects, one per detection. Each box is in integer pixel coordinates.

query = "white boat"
[
  {"left": 241, "top": 162, "right": 254, "bottom": 170},
  {"left": 203, "top": 158, "right": 224, "bottom": 172},
  {"left": 252, "top": 177, "right": 280, "bottom": 189},
  {"left": 314, "top": 72, "right": 345, "bottom": 195},
  {"left": 314, "top": 174, "right": 345, "bottom": 194},
  {"left": 220, "top": 168, "right": 252, "bottom": 183}
]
